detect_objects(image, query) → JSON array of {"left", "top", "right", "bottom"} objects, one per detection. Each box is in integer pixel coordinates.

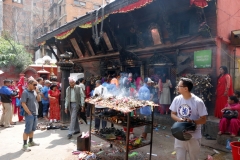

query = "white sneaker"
[{"left": 50, "top": 119, "right": 53, "bottom": 123}]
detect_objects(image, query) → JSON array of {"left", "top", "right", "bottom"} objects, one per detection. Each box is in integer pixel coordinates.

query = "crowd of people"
[{"left": 0, "top": 65, "right": 240, "bottom": 159}]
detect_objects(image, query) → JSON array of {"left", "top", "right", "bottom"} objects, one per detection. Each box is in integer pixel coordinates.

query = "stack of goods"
[
  {"left": 95, "top": 110, "right": 151, "bottom": 127},
  {"left": 86, "top": 96, "right": 158, "bottom": 112},
  {"left": 72, "top": 151, "right": 96, "bottom": 160},
  {"left": 95, "top": 127, "right": 126, "bottom": 141},
  {"left": 94, "top": 127, "right": 150, "bottom": 151}
]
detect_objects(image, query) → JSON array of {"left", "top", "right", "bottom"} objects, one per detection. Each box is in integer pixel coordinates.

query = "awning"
[
  {"left": 112, "top": 0, "right": 153, "bottom": 14},
  {"left": 37, "top": 0, "right": 139, "bottom": 43},
  {"left": 37, "top": 0, "right": 154, "bottom": 43}
]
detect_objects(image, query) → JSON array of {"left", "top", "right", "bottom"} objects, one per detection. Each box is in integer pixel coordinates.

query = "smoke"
[{"left": 100, "top": 72, "right": 146, "bottom": 99}]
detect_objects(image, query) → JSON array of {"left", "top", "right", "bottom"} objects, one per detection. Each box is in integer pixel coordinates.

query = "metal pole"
[
  {"left": 89, "top": 104, "right": 93, "bottom": 151},
  {"left": 125, "top": 112, "right": 130, "bottom": 160},
  {"left": 149, "top": 109, "right": 154, "bottom": 160}
]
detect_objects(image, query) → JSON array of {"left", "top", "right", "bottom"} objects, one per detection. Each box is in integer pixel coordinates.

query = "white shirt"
[
  {"left": 79, "top": 83, "right": 85, "bottom": 91},
  {"left": 70, "top": 88, "right": 76, "bottom": 102},
  {"left": 93, "top": 85, "right": 108, "bottom": 108},
  {"left": 169, "top": 93, "right": 208, "bottom": 139}
]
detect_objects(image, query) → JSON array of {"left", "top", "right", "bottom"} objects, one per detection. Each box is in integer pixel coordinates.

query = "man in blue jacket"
[
  {"left": 138, "top": 77, "right": 154, "bottom": 139},
  {"left": 0, "top": 79, "right": 18, "bottom": 128}
]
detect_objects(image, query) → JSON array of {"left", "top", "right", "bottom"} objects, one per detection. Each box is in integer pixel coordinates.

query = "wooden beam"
[
  {"left": 54, "top": 41, "right": 63, "bottom": 55},
  {"left": 70, "top": 38, "right": 84, "bottom": 58},
  {"left": 72, "top": 52, "right": 119, "bottom": 63},
  {"left": 47, "top": 43, "right": 59, "bottom": 61}
]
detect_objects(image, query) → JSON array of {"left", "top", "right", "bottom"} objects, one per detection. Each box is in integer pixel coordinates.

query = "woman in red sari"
[
  {"left": 215, "top": 66, "right": 234, "bottom": 118},
  {"left": 48, "top": 84, "right": 60, "bottom": 123},
  {"left": 17, "top": 76, "right": 26, "bottom": 122},
  {"left": 218, "top": 96, "right": 240, "bottom": 137}
]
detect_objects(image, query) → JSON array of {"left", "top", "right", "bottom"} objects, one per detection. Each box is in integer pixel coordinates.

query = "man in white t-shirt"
[
  {"left": 93, "top": 80, "right": 109, "bottom": 130},
  {"left": 78, "top": 78, "right": 86, "bottom": 92},
  {"left": 169, "top": 78, "right": 208, "bottom": 160}
]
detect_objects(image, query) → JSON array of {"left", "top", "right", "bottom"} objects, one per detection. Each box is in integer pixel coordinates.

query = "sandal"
[
  {"left": 218, "top": 131, "right": 222, "bottom": 135},
  {"left": 5, "top": 125, "right": 14, "bottom": 128},
  {"left": 231, "top": 134, "right": 236, "bottom": 137}
]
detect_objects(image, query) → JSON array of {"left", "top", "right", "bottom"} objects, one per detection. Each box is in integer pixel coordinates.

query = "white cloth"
[
  {"left": 159, "top": 80, "right": 172, "bottom": 105},
  {"left": 175, "top": 138, "right": 201, "bottom": 160},
  {"left": 169, "top": 93, "right": 208, "bottom": 139},
  {"left": 93, "top": 85, "right": 108, "bottom": 108},
  {"left": 79, "top": 83, "right": 85, "bottom": 91},
  {"left": 70, "top": 88, "right": 76, "bottom": 102}
]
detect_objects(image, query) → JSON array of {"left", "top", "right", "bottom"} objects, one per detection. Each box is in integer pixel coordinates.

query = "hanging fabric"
[
  {"left": 54, "top": 28, "right": 76, "bottom": 40},
  {"left": 190, "top": 0, "right": 208, "bottom": 8}
]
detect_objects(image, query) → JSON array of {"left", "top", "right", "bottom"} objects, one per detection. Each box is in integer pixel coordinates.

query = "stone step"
[
  {"left": 217, "top": 134, "right": 240, "bottom": 146},
  {"left": 202, "top": 116, "right": 220, "bottom": 139}
]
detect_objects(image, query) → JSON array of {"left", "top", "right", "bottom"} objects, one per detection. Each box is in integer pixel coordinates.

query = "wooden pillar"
[{"left": 57, "top": 61, "right": 74, "bottom": 123}]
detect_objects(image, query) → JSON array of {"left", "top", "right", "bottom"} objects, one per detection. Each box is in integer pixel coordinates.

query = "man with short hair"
[
  {"left": 93, "top": 80, "right": 108, "bottom": 130},
  {"left": 65, "top": 77, "right": 85, "bottom": 139},
  {"left": 36, "top": 77, "right": 43, "bottom": 119},
  {"left": 170, "top": 78, "right": 208, "bottom": 160},
  {"left": 41, "top": 80, "right": 52, "bottom": 120},
  {"left": 21, "top": 79, "right": 41, "bottom": 152},
  {"left": 0, "top": 79, "right": 18, "bottom": 128},
  {"left": 78, "top": 78, "right": 86, "bottom": 92}
]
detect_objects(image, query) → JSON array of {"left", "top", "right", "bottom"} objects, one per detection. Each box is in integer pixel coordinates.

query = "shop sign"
[{"left": 194, "top": 50, "right": 212, "bottom": 68}]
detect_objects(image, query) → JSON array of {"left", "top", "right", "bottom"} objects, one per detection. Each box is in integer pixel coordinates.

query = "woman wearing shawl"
[
  {"left": 17, "top": 76, "right": 26, "bottom": 122},
  {"left": 215, "top": 66, "right": 234, "bottom": 118},
  {"left": 48, "top": 84, "right": 61, "bottom": 122},
  {"left": 218, "top": 96, "right": 240, "bottom": 137},
  {"left": 158, "top": 73, "right": 172, "bottom": 114}
]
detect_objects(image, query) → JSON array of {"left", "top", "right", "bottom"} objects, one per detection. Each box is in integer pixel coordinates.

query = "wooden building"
[{"left": 37, "top": 0, "right": 240, "bottom": 115}]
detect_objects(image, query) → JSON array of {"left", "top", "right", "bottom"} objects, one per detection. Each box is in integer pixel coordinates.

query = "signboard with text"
[{"left": 194, "top": 50, "right": 212, "bottom": 68}]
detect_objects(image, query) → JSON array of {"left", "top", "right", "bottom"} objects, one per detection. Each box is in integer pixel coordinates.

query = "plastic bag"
[
  {"left": 226, "top": 139, "right": 232, "bottom": 150},
  {"left": 16, "top": 98, "right": 21, "bottom": 107}
]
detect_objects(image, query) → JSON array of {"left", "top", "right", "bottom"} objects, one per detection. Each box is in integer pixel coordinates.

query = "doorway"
[{"left": 125, "top": 67, "right": 140, "bottom": 76}]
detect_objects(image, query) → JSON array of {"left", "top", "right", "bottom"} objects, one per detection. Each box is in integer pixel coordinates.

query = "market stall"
[{"left": 85, "top": 96, "right": 158, "bottom": 160}]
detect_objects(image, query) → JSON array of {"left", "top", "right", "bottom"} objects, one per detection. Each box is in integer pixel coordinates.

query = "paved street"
[{"left": 0, "top": 106, "right": 233, "bottom": 160}]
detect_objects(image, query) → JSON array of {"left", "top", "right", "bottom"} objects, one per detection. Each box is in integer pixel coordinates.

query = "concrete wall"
[{"left": 216, "top": 0, "right": 240, "bottom": 90}]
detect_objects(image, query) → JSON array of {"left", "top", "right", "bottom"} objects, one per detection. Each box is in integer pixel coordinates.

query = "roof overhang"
[{"left": 36, "top": 0, "right": 138, "bottom": 43}]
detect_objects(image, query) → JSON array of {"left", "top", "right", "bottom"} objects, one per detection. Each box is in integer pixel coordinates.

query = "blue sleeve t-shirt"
[{"left": 41, "top": 86, "right": 50, "bottom": 104}]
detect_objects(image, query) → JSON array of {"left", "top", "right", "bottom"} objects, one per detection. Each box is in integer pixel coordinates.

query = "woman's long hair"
[{"left": 218, "top": 66, "right": 228, "bottom": 80}]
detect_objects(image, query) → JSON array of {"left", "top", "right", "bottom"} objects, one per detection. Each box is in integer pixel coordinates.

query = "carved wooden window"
[{"left": 148, "top": 23, "right": 162, "bottom": 45}]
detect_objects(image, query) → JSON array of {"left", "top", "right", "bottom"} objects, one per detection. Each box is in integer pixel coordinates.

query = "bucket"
[
  {"left": 230, "top": 141, "right": 240, "bottom": 160},
  {"left": 77, "top": 136, "right": 90, "bottom": 151}
]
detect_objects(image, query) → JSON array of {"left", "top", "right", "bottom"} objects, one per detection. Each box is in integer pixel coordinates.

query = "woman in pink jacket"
[{"left": 218, "top": 96, "right": 240, "bottom": 137}]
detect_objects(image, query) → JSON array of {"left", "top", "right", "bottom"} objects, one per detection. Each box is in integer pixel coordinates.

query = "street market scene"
[{"left": 0, "top": 0, "right": 240, "bottom": 159}]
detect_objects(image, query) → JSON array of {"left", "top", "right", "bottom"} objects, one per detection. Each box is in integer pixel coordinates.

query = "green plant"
[{"left": 0, "top": 36, "right": 32, "bottom": 73}]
